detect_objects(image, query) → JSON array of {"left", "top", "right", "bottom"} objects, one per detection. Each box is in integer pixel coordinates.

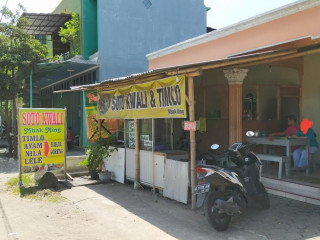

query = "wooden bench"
[
  {"left": 256, "top": 154, "right": 286, "bottom": 179},
  {"left": 290, "top": 152, "right": 316, "bottom": 175}
]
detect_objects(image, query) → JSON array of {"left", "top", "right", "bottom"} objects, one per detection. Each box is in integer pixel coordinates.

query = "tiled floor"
[{"left": 262, "top": 161, "right": 320, "bottom": 186}]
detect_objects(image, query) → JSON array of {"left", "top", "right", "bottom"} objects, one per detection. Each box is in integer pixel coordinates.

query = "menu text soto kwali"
[{"left": 21, "top": 111, "right": 64, "bottom": 165}]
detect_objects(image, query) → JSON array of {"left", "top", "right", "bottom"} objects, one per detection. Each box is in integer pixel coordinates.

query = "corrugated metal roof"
[
  {"left": 19, "top": 55, "right": 100, "bottom": 90},
  {"left": 101, "top": 70, "right": 153, "bottom": 83},
  {"left": 35, "top": 62, "right": 98, "bottom": 89},
  {"left": 22, "top": 13, "right": 71, "bottom": 35}
]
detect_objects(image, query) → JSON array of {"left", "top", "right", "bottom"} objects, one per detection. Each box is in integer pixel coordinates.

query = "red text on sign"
[
  {"left": 42, "top": 112, "right": 64, "bottom": 125},
  {"left": 184, "top": 121, "right": 196, "bottom": 131},
  {"left": 22, "top": 112, "right": 40, "bottom": 126}
]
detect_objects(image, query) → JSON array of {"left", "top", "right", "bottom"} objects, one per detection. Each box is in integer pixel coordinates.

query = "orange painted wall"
[{"left": 149, "top": 6, "right": 320, "bottom": 70}]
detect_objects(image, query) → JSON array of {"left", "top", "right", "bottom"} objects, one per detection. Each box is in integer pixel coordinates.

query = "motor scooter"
[{"left": 195, "top": 131, "right": 270, "bottom": 231}]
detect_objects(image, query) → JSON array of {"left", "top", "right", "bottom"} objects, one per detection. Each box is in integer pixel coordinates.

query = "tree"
[
  {"left": 59, "top": 12, "right": 81, "bottom": 57},
  {"left": 0, "top": 5, "right": 48, "bottom": 155}
]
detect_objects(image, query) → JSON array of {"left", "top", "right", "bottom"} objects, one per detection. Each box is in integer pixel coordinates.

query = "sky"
[
  {"left": 204, "top": 0, "right": 298, "bottom": 28},
  {"left": 1, "top": 0, "right": 298, "bottom": 28},
  {"left": 0, "top": 0, "right": 62, "bottom": 14}
]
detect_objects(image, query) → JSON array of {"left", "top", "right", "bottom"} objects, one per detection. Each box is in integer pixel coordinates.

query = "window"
[
  {"left": 34, "top": 34, "right": 46, "bottom": 45},
  {"left": 154, "top": 119, "right": 172, "bottom": 151},
  {"left": 126, "top": 120, "right": 135, "bottom": 149},
  {"left": 88, "top": 73, "right": 92, "bottom": 83},
  {"left": 139, "top": 119, "right": 152, "bottom": 151},
  {"left": 125, "top": 119, "right": 153, "bottom": 151},
  {"left": 93, "top": 71, "right": 96, "bottom": 82},
  {"left": 243, "top": 86, "right": 257, "bottom": 120},
  {"left": 117, "top": 120, "right": 124, "bottom": 141},
  {"left": 143, "top": 0, "right": 152, "bottom": 8}
]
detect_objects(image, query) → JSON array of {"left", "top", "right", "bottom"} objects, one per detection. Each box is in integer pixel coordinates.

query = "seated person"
[
  {"left": 67, "top": 127, "right": 74, "bottom": 150},
  {"left": 292, "top": 118, "right": 319, "bottom": 168},
  {"left": 270, "top": 115, "right": 299, "bottom": 153},
  {"left": 270, "top": 115, "right": 299, "bottom": 137}
]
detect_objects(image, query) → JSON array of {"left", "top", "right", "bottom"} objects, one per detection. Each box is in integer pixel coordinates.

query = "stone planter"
[{"left": 98, "top": 171, "right": 112, "bottom": 183}]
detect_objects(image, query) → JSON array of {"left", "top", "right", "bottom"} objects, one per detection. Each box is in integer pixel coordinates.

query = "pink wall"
[{"left": 149, "top": 6, "right": 320, "bottom": 70}]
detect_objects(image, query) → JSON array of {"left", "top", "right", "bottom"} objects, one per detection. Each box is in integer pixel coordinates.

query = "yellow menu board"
[{"left": 19, "top": 108, "right": 66, "bottom": 174}]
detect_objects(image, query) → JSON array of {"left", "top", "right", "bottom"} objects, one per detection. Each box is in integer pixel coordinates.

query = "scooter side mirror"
[
  {"left": 211, "top": 144, "right": 220, "bottom": 150},
  {"left": 246, "top": 131, "right": 254, "bottom": 137}
]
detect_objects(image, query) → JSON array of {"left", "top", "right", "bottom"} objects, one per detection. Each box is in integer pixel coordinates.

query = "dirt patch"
[
  {"left": 0, "top": 190, "right": 108, "bottom": 240},
  {"left": 5, "top": 174, "right": 65, "bottom": 203}
]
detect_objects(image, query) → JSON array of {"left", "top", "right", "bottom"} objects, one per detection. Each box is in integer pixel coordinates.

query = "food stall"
[
  {"left": 95, "top": 75, "right": 190, "bottom": 203},
  {"left": 124, "top": 119, "right": 189, "bottom": 188}
]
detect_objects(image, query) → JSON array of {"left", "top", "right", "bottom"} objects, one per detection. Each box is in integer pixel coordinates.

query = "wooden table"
[{"left": 246, "top": 137, "right": 310, "bottom": 176}]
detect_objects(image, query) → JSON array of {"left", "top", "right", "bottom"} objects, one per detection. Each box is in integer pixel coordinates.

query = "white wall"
[
  {"left": 104, "top": 147, "right": 125, "bottom": 184},
  {"left": 245, "top": 65, "right": 300, "bottom": 85}
]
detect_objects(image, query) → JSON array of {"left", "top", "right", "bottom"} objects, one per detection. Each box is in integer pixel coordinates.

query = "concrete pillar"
[{"left": 224, "top": 68, "right": 248, "bottom": 144}]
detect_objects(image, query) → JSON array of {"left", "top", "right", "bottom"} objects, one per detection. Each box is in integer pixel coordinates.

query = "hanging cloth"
[{"left": 199, "top": 116, "right": 207, "bottom": 133}]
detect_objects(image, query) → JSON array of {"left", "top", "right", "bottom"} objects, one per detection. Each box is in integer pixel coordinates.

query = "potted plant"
[{"left": 79, "top": 137, "right": 118, "bottom": 182}]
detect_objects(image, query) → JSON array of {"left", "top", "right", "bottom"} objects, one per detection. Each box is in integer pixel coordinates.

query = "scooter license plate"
[{"left": 194, "top": 183, "right": 210, "bottom": 194}]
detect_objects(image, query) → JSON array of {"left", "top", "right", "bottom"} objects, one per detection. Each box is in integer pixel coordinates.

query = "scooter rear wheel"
[{"left": 204, "top": 191, "right": 231, "bottom": 231}]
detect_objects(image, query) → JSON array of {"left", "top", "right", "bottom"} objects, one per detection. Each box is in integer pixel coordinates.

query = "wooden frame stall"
[{"left": 62, "top": 44, "right": 320, "bottom": 209}]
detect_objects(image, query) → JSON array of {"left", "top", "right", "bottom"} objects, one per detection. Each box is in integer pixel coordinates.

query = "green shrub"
[{"left": 79, "top": 137, "right": 118, "bottom": 172}]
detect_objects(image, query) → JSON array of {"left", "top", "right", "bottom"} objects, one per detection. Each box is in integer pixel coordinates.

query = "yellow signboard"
[
  {"left": 97, "top": 75, "right": 187, "bottom": 119},
  {"left": 19, "top": 108, "right": 66, "bottom": 174}
]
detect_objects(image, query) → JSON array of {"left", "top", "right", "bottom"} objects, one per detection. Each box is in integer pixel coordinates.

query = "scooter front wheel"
[{"left": 204, "top": 191, "right": 231, "bottom": 231}]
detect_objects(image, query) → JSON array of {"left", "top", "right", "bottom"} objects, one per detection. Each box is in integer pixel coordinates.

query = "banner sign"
[
  {"left": 184, "top": 121, "right": 197, "bottom": 131},
  {"left": 97, "top": 75, "right": 187, "bottom": 119},
  {"left": 84, "top": 90, "right": 118, "bottom": 143},
  {"left": 181, "top": 120, "right": 200, "bottom": 131},
  {"left": 19, "top": 108, "right": 66, "bottom": 174}
]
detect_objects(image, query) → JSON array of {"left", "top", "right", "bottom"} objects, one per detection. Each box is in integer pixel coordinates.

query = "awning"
[
  {"left": 34, "top": 62, "right": 98, "bottom": 90},
  {"left": 22, "top": 13, "right": 71, "bottom": 35},
  {"left": 66, "top": 43, "right": 320, "bottom": 93},
  {"left": 16, "top": 56, "right": 99, "bottom": 95}
]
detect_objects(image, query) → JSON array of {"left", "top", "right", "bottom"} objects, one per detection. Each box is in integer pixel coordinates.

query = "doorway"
[{"left": 280, "top": 97, "right": 300, "bottom": 130}]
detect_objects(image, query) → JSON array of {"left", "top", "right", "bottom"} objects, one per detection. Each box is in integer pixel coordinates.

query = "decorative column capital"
[{"left": 223, "top": 68, "right": 248, "bottom": 85}]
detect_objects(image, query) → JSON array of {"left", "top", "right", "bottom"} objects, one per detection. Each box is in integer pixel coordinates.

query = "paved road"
[
  {"left": 0, "top": 148, "right": 320, "bottom": 240},
  {"left": 62, "top": 182, "right": 320, "bottom": 240}
]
